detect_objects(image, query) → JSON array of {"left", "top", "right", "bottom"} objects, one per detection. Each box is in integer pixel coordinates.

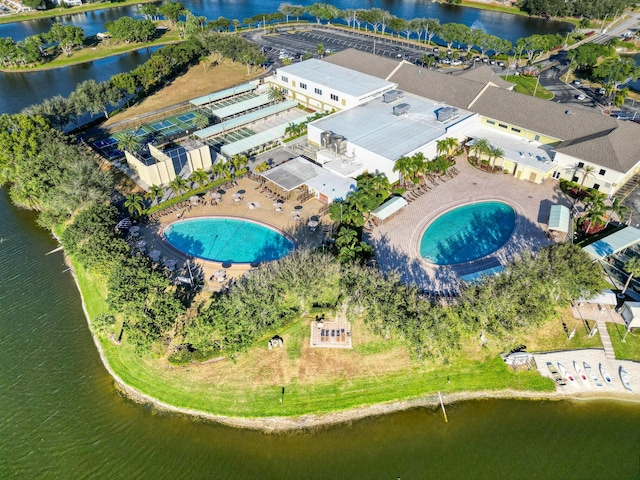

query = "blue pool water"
[
  {"left": 164, "top": 217, "right": 295, "bottom": 263},
  {"left": 420, "top": 202, "right": 516, "bottom": 265}
]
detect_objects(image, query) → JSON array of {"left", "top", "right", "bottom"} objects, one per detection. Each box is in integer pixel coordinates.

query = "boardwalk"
[{"left": 367, "top": 154, "right": 570, "bottom": 293}]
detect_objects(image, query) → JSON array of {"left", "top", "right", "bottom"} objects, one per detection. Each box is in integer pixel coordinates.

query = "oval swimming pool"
[
  {"left": 163, "top": 217, "right": 295, "bottom": 263},
  {"left": 420, "top": 201, "right": 516, "bottom": 265}
]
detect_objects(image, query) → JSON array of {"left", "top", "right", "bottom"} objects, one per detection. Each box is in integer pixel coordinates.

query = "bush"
[{"left": 168, "top": 346, "right": 193, "bottom": 366}]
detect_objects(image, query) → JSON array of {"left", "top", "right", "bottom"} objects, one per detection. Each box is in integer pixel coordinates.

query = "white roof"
[
  {"left": 371, "top": 196, "right": 408, "bottom": 221},
  {"left": 210, "top": 94, "right": 271, "bottom": 119},
  {"left": 305, "top": 171, "right": 356, "bottom": 202},
  {"left": 189, "top": 81, "right": 259, "bottom": 106},
  {"left": 261, "top": 157, "right": 325, "bottom": 191},
  {"left": 548, "top": 204, "right": 570, "bottom": 233},
  {"left": 276, "top": 59, "right": 395, "bottom": 98},
  {"left": 579, "top": 289, "right": 617, "bottom": 305},
  {"left": 311, "top": 92, "right": 475, "bottom": 162}
]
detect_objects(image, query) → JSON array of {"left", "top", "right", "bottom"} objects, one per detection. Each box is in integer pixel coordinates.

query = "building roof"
[
  {"left": 582, "top": 226, "right": 640, "bottom": 260},
  {"left": 371, "top": 196, "right": 408, "bottom": 221},
  {"left": 548, "top": 204, "right": 570, "bottom": 233},
  {"left": 210, "top": 94, "right": 271, "bottom": 120},
  {"left": 453, "top": 65, "right": 515, "bottom": 90},
  {"left": 310, "top": 91, "right": 475, "bottom": 162},
  {"left": 554, "top": 120, "right": 640, "bottom": 172},
  {"left": 305, "top": 171, "right": 357, "bottom": 202},
  {"left": 322, "top": 49, "right": 402, "bottom": 80},
  {"left": 277, "top": 58, "right": 395, "bottom": 98},
  {"left": 323, "top": 50, "right": 640, "bottom": 175},
  {"left": 189, "top": 81, "right": 259, "bottom": 107},
  {"left": 260, "top": 156, "right": 325, "bottom": 191}
]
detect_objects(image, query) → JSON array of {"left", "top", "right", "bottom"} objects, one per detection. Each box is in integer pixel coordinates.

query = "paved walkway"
[
  {"left": 368, "top": 154, "right": 569, "bottom": 293},
  {"left": 135, "top": 176, "right": 329, "bottom": 291},
  {"left": 573, "top": 302, "right": 622, "bottom": 359}
]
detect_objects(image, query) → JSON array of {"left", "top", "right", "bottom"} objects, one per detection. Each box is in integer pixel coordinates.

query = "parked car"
[
  {"left": 572, "top": 79, "right": 581, "bottom": 86},
  {"left": 575, "top": 94, "right": 587, "bottom": 100},
  {"left": 597, "top": 88, "right": 606, "bottom": 95},
  {"left": 497, "top": 61, "right": 505, "bottom": 67},
  {"left": 432, "top": 47, "right": 440, "bottom": 53},
  {"left": 451, "top": 60, "right": 462, "bottom": 66}
]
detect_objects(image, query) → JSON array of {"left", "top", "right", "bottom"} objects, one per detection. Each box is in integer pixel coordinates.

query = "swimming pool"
[
  {"left": 419, "top": 201, "right": 516, "bottom": 265},
  {"left": 163, "top": 217, "right": 295, "bottom": 263}
]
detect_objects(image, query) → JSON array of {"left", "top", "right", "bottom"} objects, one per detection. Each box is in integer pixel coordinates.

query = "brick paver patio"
[{"left": 367, "top": 154, "right": 573, "bottom": 294}]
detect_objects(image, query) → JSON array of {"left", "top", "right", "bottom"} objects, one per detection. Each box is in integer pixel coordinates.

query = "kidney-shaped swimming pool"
[
  {"left": 420, "top": 201, "right": 516, "bottom": 265},
  {"left": 163, "top": 217, "right": 295, "bottom": 264}
]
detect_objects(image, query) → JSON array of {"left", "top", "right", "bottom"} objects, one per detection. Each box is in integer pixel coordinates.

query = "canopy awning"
[
  {"left": 548, "top": 204, "right": 570, "bottom": 233},
  {"left": 260, "top": 157, "right": 325, "bottom": 191},
  {"left": 371, "top": 196, "right": 408, "bottom": 222},
  {"left": 582, "top": 226, "right": 640, "bottom": 260},
  {"left": 189, "top": 81, "right": 259, "bottom": 107}
]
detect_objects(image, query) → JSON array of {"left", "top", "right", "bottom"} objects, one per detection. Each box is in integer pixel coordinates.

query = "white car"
[{"left": 575, "top": 94, "right": 587, "bottom": 101}]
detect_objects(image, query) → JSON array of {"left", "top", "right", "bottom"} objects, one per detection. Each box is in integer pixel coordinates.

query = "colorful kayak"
[
  {"left": 547, "top": 362, "right": 566, "bottom": 386},
  {"left": 584, "top": 362, "right": 603, "bottom": 387},
  {"left": 620, "top": 366, "right": 632, "bottom": 392},
  {"left": 599, "top": 363, "right": 613, "bottom": 386},
  {"left": 574, "top": 361, "right": 589, "bottom": 384},
  {"left": 558, "top": 363, "right": 575, "bottom": 383}
]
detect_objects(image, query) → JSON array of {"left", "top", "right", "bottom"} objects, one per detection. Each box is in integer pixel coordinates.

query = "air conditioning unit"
[
  {"left": 383, "top": 90, "right": 404, "bottom": 103},
  {"left": 321, "top": 130, "right": 333, "bottom": 148},
  {"left": 392, "top": 103, "right": 410, "bottom": 116}
]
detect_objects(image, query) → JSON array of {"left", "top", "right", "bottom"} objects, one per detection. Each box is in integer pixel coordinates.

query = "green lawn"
[
  {"left": 0, "top": 0, "right": 155, "bottom": 25},
  {"left": 71, "top": 254, "right": 554, "bottom": 419},
  {"left": 607, "top": 322, "right": 640, "bottom": 361},
  {"left": 502, "top": 75, "right": 554, "bottom": 100}
]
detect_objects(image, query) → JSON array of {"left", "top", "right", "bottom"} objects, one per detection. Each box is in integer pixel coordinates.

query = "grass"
[
  {"left": 0, "top": 0, "right": 156, "bottom": 25},
  {"left": 607, "top": 322, "right": 640, "bottom": 361},
  {"left": 1, "top": 29, "right": 181, "bottom": 72},
  {"left": 502, "top": 75, "right": 554, "bottom": 100},
  {"left": 72, "top": 259, "right": 554, "bottom": 418}
]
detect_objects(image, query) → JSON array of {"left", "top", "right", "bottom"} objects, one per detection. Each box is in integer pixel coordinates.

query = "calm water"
[
  {"left": 2, "top": 181, "right": 640, "bottom": 479},
  {"left": 163, "top": 217, "right": 295, "bottom": 263},
  {"left": 420, "top": 201, "right": 515, "bottom": 265},
  {"left": 0, "top": 0, "right": 571, "bottom": 114}
]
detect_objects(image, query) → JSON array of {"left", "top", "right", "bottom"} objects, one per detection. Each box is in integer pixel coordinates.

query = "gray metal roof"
[
  {"left": 189, "top": 81, "right": 259, "bottom": 106},
  {"left": 582, "top": 226, "right": 640, "bottom": 260},
  {"left": 453, "top": 65, "right": 515, "bottom": 90},
  {"left": 277, "top": 58, "right": 394, "bottom": 98},
  {"left": 311, "top": 91, "right": 474, "bottom": 161},
  {"left": 260, "top": 156, "right": 325, "bottom": 191},
  {"left": 548, "top": 205, "right": 570, "bottom": 233},
  {"left": 210, "top": 94, "right": 271, "bottom": 120},
  {"left": 194, "top": 100, "right": 297, "bottom": 139}
]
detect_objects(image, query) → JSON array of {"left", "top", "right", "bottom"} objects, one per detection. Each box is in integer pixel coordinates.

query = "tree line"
[{"left": 518, "top": 0, "right": 634, "bottom": 20}]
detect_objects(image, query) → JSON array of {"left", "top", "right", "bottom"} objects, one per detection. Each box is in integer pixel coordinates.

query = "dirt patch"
[{"left": 104, "top": 58, "right": 263, "bottom": 127}]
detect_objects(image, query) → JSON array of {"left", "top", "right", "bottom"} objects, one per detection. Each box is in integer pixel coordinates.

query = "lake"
[{"left": 1, "top": 191, "right": 639, "bottom": 479}]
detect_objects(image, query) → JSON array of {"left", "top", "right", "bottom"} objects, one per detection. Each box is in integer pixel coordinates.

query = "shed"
[
  {"left": 548, "top": 204, "right": 570, "bottom": 233},
  {"left": 371, "top": 196, "right": 408, "bottom": 223},
  {"left": 620, "top": 301, "right": 640, "bottom": 329},
  {"left": 582, "top": 226, "right": 640, "bottom": 260}
]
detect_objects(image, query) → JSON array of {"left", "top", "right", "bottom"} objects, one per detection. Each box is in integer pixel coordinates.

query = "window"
[
  {"left": 486, "top": 120, "right": 495, "bottom": 125},
  {"left": 572, "top": 176, "right": 579, "bottom": 182},
  {"left": 593, "top": 183, "right": 600, "bottom": 190},
  {"left": 511, "top": 127, "right": 521, "bottom": 133},
  {"left": 330, "top": 93, "right": 338, "bottom": 101},
  {"left": 498, "top": 123, "right": 508, "bottom": 129},
  {"left": 281, "top": 76, "right": 288, "bottom": 83},
  {"left": 281, "top": 88, "right": 289, "bottom": 94},
  {"left": 341, "top": 99, "right": 346, "bottom": 106},
  {"left": 314, "top": 88, "right": 322, "bottom": 95},
  {"left": 552, "top": 171, "right": 561, "bottom": 179},
  {"left": 577, "top": 162, "right": 584, "bottom": 168},
  {"left": 534, "top": 135, "right": 540, "bottom": 141},
  {"left": 300, "top": 82, "right": 307, "bottom": 90},
  {"left": 599, "top": 168, "right": 606, "bottom": 176}
]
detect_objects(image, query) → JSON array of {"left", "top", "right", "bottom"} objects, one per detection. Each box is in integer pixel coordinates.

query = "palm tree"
[
  {"left": 189, "top": 168, "right": 209, "bottom": 189},
  {"left": 436, "top": 137, "right": 459, "bottom": 159},
  {"left": 123, "top": 193, "right": 145, "bottom": 216},
  {"left": 116, "top": 131, "right": 141, "bottom": 153},
  {"left": 489, "top": 146, "right": 505, "bottom": 170},
  {"left": 609, "top": 197, "right": 629, "bottom": 224},
  {"left": 432, "top": 155, "right": 451, "bottom": 176},
  {"left": 582, "top": 194, "right": 607, "bottom": 234},
  {"left": 192, "top": 112, "right": 210, "bottom": 130},
  {"left": 622, "top": 257, "right": 640, "bottom": 295},
  {"left": 212, "top": 161, "right": 230, "bottom": 179},
  {"left": 144, "top": 184, "right": 164, "bottom": 206},
  {"left": 169, "top": 177, "right": 188, "bottom": 196},
  {"left": 578, "top": 164, "right": 596, "bottom": 188},
  {"left": 268, "top": 86, "right": 284, "bottom": 103},
  {"left": 255, "top": 161, "right": 270, "bottom": 173},
  {"left": 316, "top": 43, "right": 325, "bottom": 57},
  {"left": 471, "top": 138, "right": 491, "bottom": 161},
  {"left": 393, "top": 155, "right": 418, "bottom": 186}
]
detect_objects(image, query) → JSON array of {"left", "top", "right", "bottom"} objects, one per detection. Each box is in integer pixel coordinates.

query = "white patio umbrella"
[
  {"left": 135, "top": 240, "right": 147, "bottom": 249},
  {"left": 164, "top": 259, "right": 177, "bottom": 271},
  {"left": 149, "top": 249, "right": 161, "bottom": 261}
]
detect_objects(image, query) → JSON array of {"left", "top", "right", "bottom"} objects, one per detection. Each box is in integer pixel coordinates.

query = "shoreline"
[
  {"left": 62, "top": 247, "right": 640, "bottom": 433},
  {"left": 0, "top": 40, "right": 179, "bottom": 73}
]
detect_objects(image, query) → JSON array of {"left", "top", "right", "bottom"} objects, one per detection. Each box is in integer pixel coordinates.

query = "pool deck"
[
  {"left": 135, "top": 176, "right": 330, "bottom": 290},
  {"left": 367, "top": 154, "right": 572, "bottom": 294}
]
